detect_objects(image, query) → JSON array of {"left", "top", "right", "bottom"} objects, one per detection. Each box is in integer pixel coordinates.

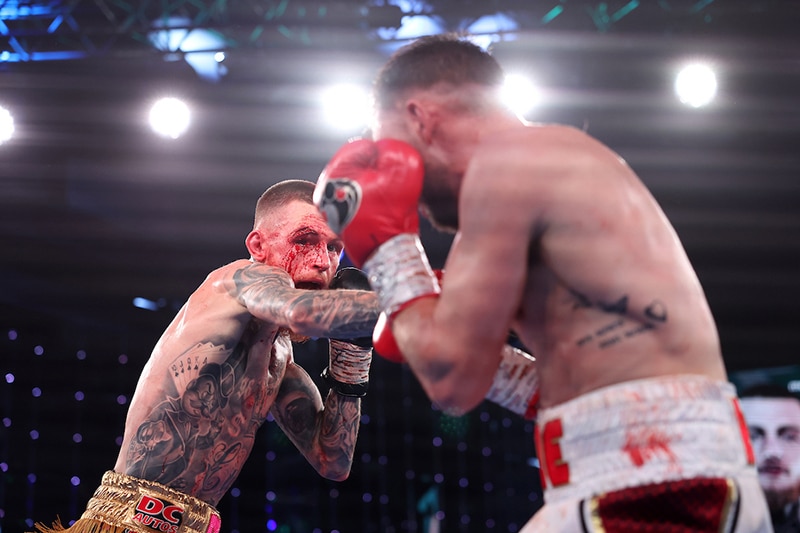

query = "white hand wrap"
[
  {"left": 328, "top": 339, "right": 372, "bottom": 385},
  {"left": 363, "top": 234, "right": 441, "bottom": 315},
  {"left": 486, "top": 345, "right": 540, "bottom": 419}
]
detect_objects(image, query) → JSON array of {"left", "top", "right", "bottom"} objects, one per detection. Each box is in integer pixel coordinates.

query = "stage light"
[
  {"left": 0, "top": 105, "right": 14, "bottom": 144},
  {"left": 675, "top": 62, "right": 717, "bottom": 108},
  {"left": 148, "top": 98, "right": 191, "bottom": 139},
  {"left": 320, "top": 83, "right": 371, "bottom": 132},
  {"left": 466, "top": 13, "right": 519, "bottom": 49},
  {"left": 147, "top": 16, "right": 228, "bottom": 82},
  {"left": 501, "top": 73, "right": 541, "bottom": 117},
  {"left": 375, "top": 14, "right": 446, "bottom": 54},
  {"left": 133, "top": 296, "right": 158, "bottom": 310}
]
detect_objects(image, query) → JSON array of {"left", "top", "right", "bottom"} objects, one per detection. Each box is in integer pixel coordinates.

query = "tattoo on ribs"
[
  {"left": 125, "top": 340, "right": 264, "bottom": 502},
  {"left": 570, "top": 290, "right": 667, "bottom": 350}
]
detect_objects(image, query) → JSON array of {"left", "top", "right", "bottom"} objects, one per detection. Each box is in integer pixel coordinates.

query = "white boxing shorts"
[{"left": 521, "top": 375, "right": 773, "bottom": 533}]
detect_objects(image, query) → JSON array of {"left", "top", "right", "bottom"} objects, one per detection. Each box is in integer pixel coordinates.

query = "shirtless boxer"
[
  {"left": 33, "top": 179, "right": 379, "bottom": 533},
  {"left": 314, "top": 34, "right": 772, "bottom": 531}
]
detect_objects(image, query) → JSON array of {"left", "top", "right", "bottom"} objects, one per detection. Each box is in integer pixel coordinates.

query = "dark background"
[{"left": 1, "top": 1, "right": 799, "bottom": 532}]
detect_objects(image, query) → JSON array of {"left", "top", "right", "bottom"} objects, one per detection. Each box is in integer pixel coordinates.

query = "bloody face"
[{"left": 259, "top": 200, "right": 343, "bottom": 289}]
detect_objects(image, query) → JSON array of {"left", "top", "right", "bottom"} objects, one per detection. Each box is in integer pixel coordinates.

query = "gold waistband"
[{"left": 79, "top": 471, "right": 221, "bottom": 533}]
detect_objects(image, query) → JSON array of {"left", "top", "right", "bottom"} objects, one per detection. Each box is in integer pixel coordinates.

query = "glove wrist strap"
[
  {"left": 364, "top": 234, "right": 441, "bottom": 316},
  {"left": 486, "top": 345, "right": 540, "bottom": 420},
  {"left": 328, "top": 339, "right": 372, "bottom": 384},
  {"left": 321, "top": 366, "right": 369, "bottom": 397}
]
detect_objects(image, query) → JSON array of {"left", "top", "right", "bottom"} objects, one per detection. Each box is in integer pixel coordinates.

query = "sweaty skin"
[
  {"left": 114, "top": 199, "right": 379, "bottom": 505},
  {"left": 373, "top": 84, "right": 725, "bottom": 414}
]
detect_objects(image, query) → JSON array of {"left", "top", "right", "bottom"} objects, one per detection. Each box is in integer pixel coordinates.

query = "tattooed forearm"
[
  {"left": 319, "top": 392, "right": 361, "bottom": 471},
  {"left": 273, "top": 369, "right": 361, "bottom": 479},
  {"left": 231, "top": 264, "right": 379, "bottom": 338}
]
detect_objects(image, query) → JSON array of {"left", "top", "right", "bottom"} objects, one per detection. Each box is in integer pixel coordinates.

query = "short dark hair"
[
  {"left": 253, "top": 179, "right": 315, "bottom": 228},
  {"left": 739, "top": 383, "right": 800, "bottom": 401},
  {"left": 373, "top": 33, "right": 505, "bottom": 110}
]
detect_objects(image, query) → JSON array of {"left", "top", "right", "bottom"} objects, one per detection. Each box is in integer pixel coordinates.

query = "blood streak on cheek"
[{"left": 280, "top": 246, "right": 303, "bottom": 276}]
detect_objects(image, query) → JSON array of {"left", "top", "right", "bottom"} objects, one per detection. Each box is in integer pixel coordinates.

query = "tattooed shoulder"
[{"left": 232, "top": 263, "right": 292, "bottom": 291}]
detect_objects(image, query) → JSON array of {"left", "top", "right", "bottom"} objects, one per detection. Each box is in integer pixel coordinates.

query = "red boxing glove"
[
  {"left": 316, "top": 138, "right": 440, "bottom": 364},
  {"left": 372, "top": 311, "right": 404, "bottom": 363},
  {"left": 314, "top": 138, "right": 424, "bottom": 268}
]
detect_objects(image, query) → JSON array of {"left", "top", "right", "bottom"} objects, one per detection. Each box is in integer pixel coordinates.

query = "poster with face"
[{"left": 731, "top": 365, "right": 800, "bottom": 530}]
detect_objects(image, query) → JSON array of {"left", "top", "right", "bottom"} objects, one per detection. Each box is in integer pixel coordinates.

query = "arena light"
[
  {"left": 466, "top": 13, "right": 519, "bottom": 50},
  {"left": 0, "top": 105, "right": 14, "bottom": 144},
  {"left": 132, "top": 297, "right": 158, "bottom": 311},
  {"left": 148, "top": 97, "right": 191, "bottom": 139},
  {"left": 501, "top": 73, "right": 541, "bottom": 117},
  {"left": 375, "top": 14, "right": 445, "bottom": 54},
  {"left": 320, "top": 83, "right": 371, "bottom": 133},
  {"left": 147, "top": 16, "right": 228, "bottom": 82},
  {"left": 674, "top": 62, "right": 718, "bottom": 108}
]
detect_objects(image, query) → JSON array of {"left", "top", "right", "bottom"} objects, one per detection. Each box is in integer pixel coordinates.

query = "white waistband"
[{"left": 535, "top": 374, "right": 755, "bottom": 503}]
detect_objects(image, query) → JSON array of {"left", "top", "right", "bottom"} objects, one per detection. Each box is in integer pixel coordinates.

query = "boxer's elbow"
[
  {"left": 431, "top": 392, "right": 483, "bottom": 417},
  {"left": 320, "top": 466, "right": 351, "bottom": 482},
  {"left": 417, "top": 360, "right": 486, "bottom": 417},
  {"left": 313, "top": 459, "right": 352, "bottom": 482}
]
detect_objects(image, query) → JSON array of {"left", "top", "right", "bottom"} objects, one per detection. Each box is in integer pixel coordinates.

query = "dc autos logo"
[{"left": 131, "top": 495, "right": 184, "bottom": 533}]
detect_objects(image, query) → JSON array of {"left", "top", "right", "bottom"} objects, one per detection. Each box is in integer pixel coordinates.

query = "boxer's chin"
[
  {"left": 763, "top": 485, "right": 800, "bottom": 515},
  {"left": 279, "top": 328, "right": 310, "bottom": 344}
]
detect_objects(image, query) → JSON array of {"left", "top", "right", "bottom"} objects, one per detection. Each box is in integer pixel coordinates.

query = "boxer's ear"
[
  {"left": 245, "top": 230, "right": 267, "bottom": 262},
  {"left": 405, "top": 99, "right": 434, "bottom": 145}
]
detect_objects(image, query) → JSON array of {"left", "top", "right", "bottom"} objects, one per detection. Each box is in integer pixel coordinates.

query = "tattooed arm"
[
  {"left": 270, "top": 360, "right": 360, "bottom": 481},
  {"left": 216, "top": 261, "right": 379, "bottom": 339}
]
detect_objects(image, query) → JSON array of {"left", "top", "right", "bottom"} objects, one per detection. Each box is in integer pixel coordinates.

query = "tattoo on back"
[
  {"left": 570, "top": 290, "right": 668, "bottom": 350},
  {"left": 125, "top": 340, "right": 268, "bottom": 503}
]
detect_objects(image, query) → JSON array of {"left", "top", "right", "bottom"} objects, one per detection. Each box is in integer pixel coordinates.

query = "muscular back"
[{"left": 444, "top": 124, "right": 725, "bottom": 408}]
